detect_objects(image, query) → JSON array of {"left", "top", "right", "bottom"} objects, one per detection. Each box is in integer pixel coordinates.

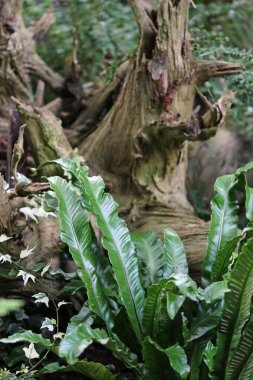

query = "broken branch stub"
[{"left": 12, "top": 98, "right": 73, "bottom": 177}]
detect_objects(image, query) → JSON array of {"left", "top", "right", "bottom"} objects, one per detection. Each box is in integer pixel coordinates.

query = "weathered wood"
[
  {"left": 78, "top": 0, "right": 242, "bottom": 275},
  {"left": 13, "top": 98, "right": 73, "bottom": 177}
]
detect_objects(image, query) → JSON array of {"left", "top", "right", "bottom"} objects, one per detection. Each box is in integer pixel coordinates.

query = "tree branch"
[
  {"left": 28, "top": 10, "right": 55, "bottom": 43},
  {"left": 25, "top": 53, "right": 65, "bottom": 94},
  {"left": 194, "top": 59, "right": 243, "bottom": 85},
  {"left": 129, "top": 0, "right": 154, "bottom": 34},
  {"left": 201, "top": 90, "right": 234, "bottom": 127},
  {"left": 129, "top": 0, "right": 156, "bottom": 60},
  {"left": 12, "top": 97, "right": 73, "bottom": 176}
]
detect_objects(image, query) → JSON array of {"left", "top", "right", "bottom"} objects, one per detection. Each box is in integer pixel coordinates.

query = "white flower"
[{"left": 17, "top": 270, "right": 36, "bottom": 286}]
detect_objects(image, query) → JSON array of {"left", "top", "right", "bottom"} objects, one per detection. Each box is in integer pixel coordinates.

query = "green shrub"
[{"left": 2, "top": 158, "right": 253, "bottom": 379}]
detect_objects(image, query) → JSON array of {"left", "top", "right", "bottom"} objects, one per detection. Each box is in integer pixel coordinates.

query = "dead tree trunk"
[{"left": 77, "top": 0, "right": 242, "bottom": 277}]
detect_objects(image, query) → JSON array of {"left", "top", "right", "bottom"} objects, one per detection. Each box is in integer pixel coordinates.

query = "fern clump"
[{"left": 2, "top": 158, "right": 253, "bottom": 379}]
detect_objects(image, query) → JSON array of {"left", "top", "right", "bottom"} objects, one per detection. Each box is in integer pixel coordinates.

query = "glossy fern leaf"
[
  {"left": 211, "top": 238, "right": 253, "bottom": 379},
  {"left": 77, "top": 167, "right": 145, "bottom": 344},
  {"left": 202, "top": 174, "right": 239, "bottom": 287},
  {"left": 163, "top": 228, "right": 188, "bottom": 278},
  {"left": 49, "top": 177, "right": 115, "bottom": 331},
  {"left": 131, "top": 231, "right": 164, "bottom": 287}
]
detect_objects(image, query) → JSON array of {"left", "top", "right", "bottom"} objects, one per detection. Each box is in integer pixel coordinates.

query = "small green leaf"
[
  {"left": 59, "top": 325, "right": 109, "bottom": 364},
  {"left": 66, "top": 304, "right": 94, "bottom": 333},
  {"left": 166, "top": 292, "right": 185, "bottom": 320},
  {"left": 198, "top": 281, "right": 230, "bottom": 303},
  {"left": 190, "top": 340, "right": 208, "bottom": 380},
  {"left": 142, "top": 337, "right": 173, "bottom": 380},
  {"left": 163, "top": 228, "right": 188, "bottom": 278},
  {"left": 59, "top": 324, "right": 140, "bottom": 371},
  {"left": 143, "top": 279, "right": 172, "bottom": 339},
  {"left": 203, "top": 341, "right": 217, "bottom": 372},
  {"left": 165, "top": 343, "right": 190, "bottom": 379},
  {"left": 131, "top": 231, "right": 164, "bottom": 286},
  {"left": 143, "top": 338, "right": 190, "bottom": 379},
  {"left": 188, "top": 309, "right": 221, "bottom": 342}
]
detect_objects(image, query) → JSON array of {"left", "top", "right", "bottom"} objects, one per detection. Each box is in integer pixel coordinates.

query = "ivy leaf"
[
  {"left": 23, "top": 343, "right": 40, "bottom": 359},
  {"left": 0, "top": 234, "right": 12, "bottom": 242},
  {"left": 0, "top": 253, "right": 12, "bottom": 264},
  {"left": 16, "top": 364, "right": 29, "bottom": 375},
  {"left": 41, "top": 318, "right": 55, "bottom": 332},
  {"left": 20, "top": 207, "right": 56, "bottom": 223},
  {"left": 41, "top": 260, "right": 52, "bottom": 277},
  {"left": 16, "top": 271, "right": 36, "bottom": 286},
  {"left": 32, "top": 293, "right": 50, "bottom": 307},
  {"left": 20, "top": 246, "right": 36, "bottom": 259},
  {"left": 20, "top": 207, "right": 40, "bottom": 223},
  {"left": 53, "top": 332, "right": 65, "bottom": 340},
  {"left": 58, "top": 301, "right": 70, "bottom": 308}
]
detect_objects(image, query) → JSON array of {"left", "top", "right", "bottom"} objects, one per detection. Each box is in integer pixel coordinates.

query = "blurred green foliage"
[
  {"left": 190, "top": 0, "right": 253, "bottom": 136},
  {"left": 23, "top": 0, "right": 138, "bottom": 82},
  {"left": 191, "top": 1, "right": 253, "bottom": 49},
  {"left": 23, "top": 0, "right": 253, "bottom": 134}
]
